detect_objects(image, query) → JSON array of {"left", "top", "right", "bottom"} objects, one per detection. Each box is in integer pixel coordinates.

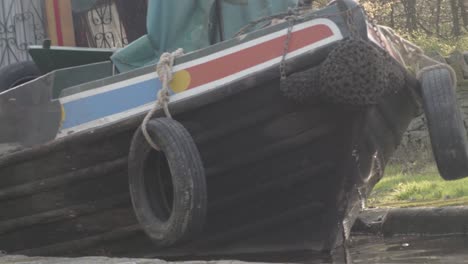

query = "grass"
[{"left": 368, "top": 165, "right": 468, "bottom": 208}]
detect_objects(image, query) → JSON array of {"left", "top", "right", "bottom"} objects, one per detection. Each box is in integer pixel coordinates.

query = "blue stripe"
[{"left": 62, "top": 78, "right": 162, "bottom": 129}]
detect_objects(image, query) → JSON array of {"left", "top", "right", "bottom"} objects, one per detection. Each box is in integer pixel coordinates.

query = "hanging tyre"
[
  {"left": 420, "top": 67, "right": 468, "bottom": 180},
  {"left": 128, "top": 118, "right": 207, "bottom": 247},
  {"left": 0, "top": 61, "right": 41, "bottom": 92}
]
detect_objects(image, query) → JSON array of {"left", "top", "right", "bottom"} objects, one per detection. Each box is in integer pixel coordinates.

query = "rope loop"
[{"left": 141, "top": 48, "right": 184, "bottom": 151}]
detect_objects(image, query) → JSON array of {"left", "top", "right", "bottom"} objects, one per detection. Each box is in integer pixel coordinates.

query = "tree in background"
[
  {"left": 367, "top": 0, "right": 468, "bottom": 54},
  {"left": 310, "top": 0, "right": 468, "bottom": 54}
]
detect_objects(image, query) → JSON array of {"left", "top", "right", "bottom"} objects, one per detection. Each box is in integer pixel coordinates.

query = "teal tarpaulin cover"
[{"left": 112, "top": 0, "right": 298, "bottom": 72}]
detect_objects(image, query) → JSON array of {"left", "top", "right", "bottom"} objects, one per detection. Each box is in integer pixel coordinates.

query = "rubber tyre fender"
[
  {"left": 0, "top": 61, "right": 41, "bottom": 92},
  {"left": 420, "top": 67, "right": 468, "bottom": 180},
  {"left": 128, "top": 118, "right": 207, "bottom": 247}
]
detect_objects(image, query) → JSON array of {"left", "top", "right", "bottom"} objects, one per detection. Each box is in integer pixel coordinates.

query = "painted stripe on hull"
[
  {"left": 62, "top": 79, "right": 162, "bottom": 129},
  {"left": 58, "top": 18, "right": 343, "bottom": 137},
  {"left": 184, "top": 24, "right": 333, "bottom": 89}
]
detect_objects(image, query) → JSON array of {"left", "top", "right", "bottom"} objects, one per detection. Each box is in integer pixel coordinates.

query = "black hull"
[{"left": 0, "top": 68, "right": 419, "bottom": 259}]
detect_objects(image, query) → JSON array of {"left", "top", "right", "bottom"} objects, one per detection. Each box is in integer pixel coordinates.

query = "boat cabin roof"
[{"left": 111, "top": 0, "right": 298, "bottom": 72}]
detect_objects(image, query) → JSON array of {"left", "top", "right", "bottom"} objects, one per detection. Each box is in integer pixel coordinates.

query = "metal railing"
[
  {"left": 74, "top": 0, "right": 147, "bottom": 49},
  {"left": 0, "top": 0, "right": 46, "bottom": 67}
]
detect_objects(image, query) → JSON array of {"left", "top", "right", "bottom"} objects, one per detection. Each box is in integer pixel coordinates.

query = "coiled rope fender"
[{"left": 142, "top": 48, "right": 184, "bottom": 151}]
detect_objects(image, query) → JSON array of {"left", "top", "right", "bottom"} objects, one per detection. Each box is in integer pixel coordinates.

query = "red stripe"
[
  {"left": 186, "top": 24, "right": 334, "bottom": 90},
  {"left": 53, "top": 0, "right": 64, "bottom": 46}
]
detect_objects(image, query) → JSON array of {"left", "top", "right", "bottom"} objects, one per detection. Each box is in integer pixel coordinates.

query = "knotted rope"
[{"left": 141, "top": 48, "right": 184, "bottom": 150}]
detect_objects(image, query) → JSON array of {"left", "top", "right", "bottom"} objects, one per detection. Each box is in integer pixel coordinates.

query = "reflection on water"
[
  {"left": 349, "top": 235, "right": 468, "bottom": 264},
  {"left": 303, "top": 235, "right": 468, "bottom": 264}
]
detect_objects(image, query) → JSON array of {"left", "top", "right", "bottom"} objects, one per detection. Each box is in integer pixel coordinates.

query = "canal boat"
[{"left": 0, "top": 0, "right": 466, "bottom": 260}]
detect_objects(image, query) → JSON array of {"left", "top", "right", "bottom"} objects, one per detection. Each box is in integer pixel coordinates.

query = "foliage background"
[{"left": 311, "top": 0, "right": 468, "bottom": 55}]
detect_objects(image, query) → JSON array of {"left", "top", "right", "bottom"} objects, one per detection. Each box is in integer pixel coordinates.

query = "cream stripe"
[
  {"left": 58, "top": 20, "right": 343, "bottom": 137},
  {"left": 60, "top": 18, "right": 341, "bottom": 104}
]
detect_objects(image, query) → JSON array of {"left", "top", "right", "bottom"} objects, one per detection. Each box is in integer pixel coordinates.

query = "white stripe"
[
  {"left": 171, "top": 18, "right": 341, "bottom": 71},
  {"left": 58, "top": 19, "right": 343, "bottom": 137},
  {"left": 60, "top": 18, "right": 341, "bottom": 104}
]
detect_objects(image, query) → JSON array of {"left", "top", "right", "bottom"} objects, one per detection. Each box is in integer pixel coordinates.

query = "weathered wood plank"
[{"left": 0, "top": 158, "right": 126, "bottom": 201}]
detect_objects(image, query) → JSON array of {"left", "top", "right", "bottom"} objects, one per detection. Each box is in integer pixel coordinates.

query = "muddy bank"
[{"left": 352, "top": 206, "right": 468, "bottom": 236}]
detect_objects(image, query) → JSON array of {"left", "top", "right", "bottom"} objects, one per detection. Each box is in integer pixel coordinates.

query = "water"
[
  {"left": 0, "top": 236, "right": 467, "bottom": 263},
  {"left": 300, "top": 235, "right": 468, "bottom": 264}
]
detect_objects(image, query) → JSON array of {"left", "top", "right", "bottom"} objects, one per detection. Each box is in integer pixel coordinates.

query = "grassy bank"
[{"left": 368, "top": 165, "right": 468, "bottom": 208}]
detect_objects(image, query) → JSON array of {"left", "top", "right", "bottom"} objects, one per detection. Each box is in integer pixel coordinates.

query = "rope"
[
  {"left": 378, "top": 26, "right": 457, "bottom": 86},
  {"left": 141, "top": 48, "right": 184, "bottom": 151}
]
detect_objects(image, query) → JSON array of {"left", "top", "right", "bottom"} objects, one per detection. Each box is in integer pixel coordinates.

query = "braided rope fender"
[{"left": 281, "top": 39, "right": 406, "bottom": 105}]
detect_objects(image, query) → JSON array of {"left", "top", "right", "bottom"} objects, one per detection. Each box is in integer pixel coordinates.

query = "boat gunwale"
[{"left": 57, "top": 3, "right": 349, "bottom": 100}]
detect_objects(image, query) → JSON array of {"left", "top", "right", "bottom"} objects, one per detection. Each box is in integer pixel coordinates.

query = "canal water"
[
  {"left": 0, "top": 235, "right": 467, "bottom": 263},
  {"left": 302, "top": 235, "right": 468, "bottom": 263}
]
